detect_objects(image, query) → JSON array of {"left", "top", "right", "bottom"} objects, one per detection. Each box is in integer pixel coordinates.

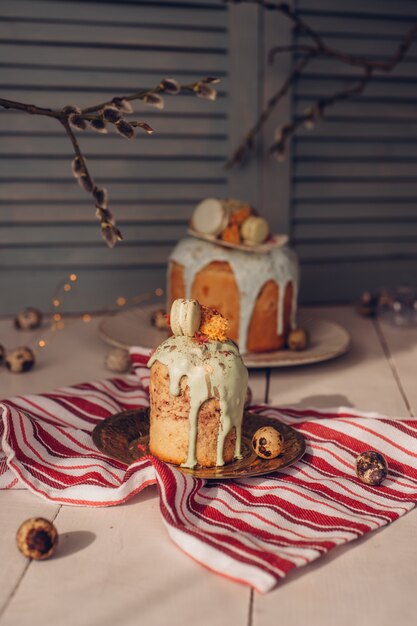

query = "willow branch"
[
  {"left": 225, "top": 0, "right": 417, "bottom": 166},
  {"left": 0, "top": 77, "right": 218, "bottom": 245},
  {"left": 225, "top": 51, "right": 317, "bottom": 167}
]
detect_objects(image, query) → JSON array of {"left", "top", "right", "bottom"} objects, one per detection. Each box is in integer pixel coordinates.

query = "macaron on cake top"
[
  {"left": 148, "top": 299, "right": 248, "bottom": 468},
  {"left": 190, "top": 197, "right": 271, "bottom": 247}
]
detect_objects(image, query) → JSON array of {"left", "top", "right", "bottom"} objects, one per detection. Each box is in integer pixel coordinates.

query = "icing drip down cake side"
[
  {"left": 147, "top": 300, "right": 248, "bottom": 469},
  {"left": 168, "top": 237, "right": 299, "bottom": 354}
]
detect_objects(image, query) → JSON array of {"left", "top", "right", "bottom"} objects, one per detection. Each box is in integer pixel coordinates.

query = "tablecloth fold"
[{"left": 1, "top": 350, "right": 417, "bottom": 592}]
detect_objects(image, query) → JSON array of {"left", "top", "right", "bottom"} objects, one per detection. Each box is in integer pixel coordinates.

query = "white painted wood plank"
[
  {"left": 0, "top": 316, "right": 111, "bottom": 397},
  {"left": 1, "top": 490, "right": 249, "bottom": 626},
  {"left": 0, "top": 492, "right": 59, "bottom": 618},
  {"left": 377, "top": 319, "right": 417, "bottom": 417},
  {"left": 268, "top": 306, "right": 409, "bottom": 415}
]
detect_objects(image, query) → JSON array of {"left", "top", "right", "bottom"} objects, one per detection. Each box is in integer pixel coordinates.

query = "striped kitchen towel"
[{"left": 1, "top": 352, "right": 417, "bottom": 592}]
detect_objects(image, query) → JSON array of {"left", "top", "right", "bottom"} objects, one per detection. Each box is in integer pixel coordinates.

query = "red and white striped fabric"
[{"left": 1, "top": 349, "right": 417, "bottom": 592}]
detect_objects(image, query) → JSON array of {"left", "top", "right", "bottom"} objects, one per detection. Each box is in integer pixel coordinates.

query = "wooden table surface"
[{"left": 0, "top": 306, "right": 416, "bottom": 626}]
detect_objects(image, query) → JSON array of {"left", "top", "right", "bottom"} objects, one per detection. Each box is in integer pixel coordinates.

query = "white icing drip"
[
  {"left": 170, "top": 238, "right": 299, "bottom": 353},
  {"left": 148, "top": 335, "right": 248, "bottom": 468}
]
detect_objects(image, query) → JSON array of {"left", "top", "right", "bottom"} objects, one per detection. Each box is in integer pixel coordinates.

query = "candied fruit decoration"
[
  {"left": 229, "top": 206, "right": 252, "bottom": 226},
  {"left": 221, "top": 223, "right": 241, "bottom": 245},
  {"left": 198, "top": 305, "right": 229, "bottom": 342}
]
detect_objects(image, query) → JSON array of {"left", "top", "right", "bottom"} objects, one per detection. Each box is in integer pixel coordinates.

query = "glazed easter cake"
[
  {"left": 148, "top": 299, "right": 248, "bottom": 468},
  {"left": 168, "top": 198, "right": 299, "bottom": 354}
]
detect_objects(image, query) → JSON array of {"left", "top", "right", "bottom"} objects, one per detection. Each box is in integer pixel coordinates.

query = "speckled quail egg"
[
  {"left": 356, "top": 450, "right": 388, "bottom": 486},
  {"left": 14, "top": 307, "right": 43, "bottom": 330},
  {"left": 104, "top": 348, "right": 130, "bottom": 373},
  {"left": 287, "top": 328, "right": 309, "bottom": 351},
  {"left": 5, "top": 347, "right": 36, "bottom": 373},
  {"left": 252, "top": 426, "right": 283, "bottom": 460},
  {"left": 150, "top": 308, "right": 169, "bottom": 331}
]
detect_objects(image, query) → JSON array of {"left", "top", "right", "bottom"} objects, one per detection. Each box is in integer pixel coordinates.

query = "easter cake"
[
  {"left": 147, "top": 299, "right": 248, "bottom": 468},
  {"left": 168, "top": 198, "right": 299, "bottom": 353}
]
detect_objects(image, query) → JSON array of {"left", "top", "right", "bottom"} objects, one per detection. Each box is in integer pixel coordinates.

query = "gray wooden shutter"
[
  {"left": 1, "top": 0, "right": 416, "bottom": 313},
  {"left": 292, "top": 0, "right": 417, "bottom": 302},
  {"left": 0, "top": 0, "right": 229, "bottom": 313}
]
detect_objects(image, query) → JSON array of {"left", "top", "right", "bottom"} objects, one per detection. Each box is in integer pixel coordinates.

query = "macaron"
[
  {"left": 170, "top": 299, "right": 201, "bottom": 337},
  {"left": 241, "top": 216, "right": 269, "bottom": 245},
  {"left": 191, "top": 198, "right": 229, "bottom": 236}
]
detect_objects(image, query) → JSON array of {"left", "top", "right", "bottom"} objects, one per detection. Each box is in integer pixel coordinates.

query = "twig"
[
  {"left": 0, "top": 77, "right": 218, "bottom": 245},
  {"left": 226, "top": 0, "right": 417, "bottom": 166}
]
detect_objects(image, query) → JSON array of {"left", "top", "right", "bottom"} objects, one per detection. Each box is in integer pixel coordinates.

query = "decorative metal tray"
[{"left": 92, "top": 408, "right": 306, "bottom": 480}]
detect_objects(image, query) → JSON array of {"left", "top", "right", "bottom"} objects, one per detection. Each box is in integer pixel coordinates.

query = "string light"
[{"left": 9, "top": 275, "right": 165, "bottom": 368}]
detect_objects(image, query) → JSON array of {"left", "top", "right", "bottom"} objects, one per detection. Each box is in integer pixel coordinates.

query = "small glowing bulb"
[
  {"left": 53, "top": 313, "right": 61, "bottom": 322},
  {"left": 64, "top": 284, "right": 71, "bottom": 292},
  {"left": 82, "top": 314, "right": 92, "bottom": 323},
  {"left": 52, "top": 298, "right": 60, "bottom": 307},
  {"left": 38, "top": 340, "right": 47, "bottom": 348},
  {"left": 117, "top": 297, "right": 126, "bottom": 307},
  {"left": 69, "top": 273, "right": 77, "bottom": 282},
  {"left": 57, "top": 321, "right": 65, "bottom": 330},
  {"left": 155, "top": 288, "right": 163, "bottom": 297}
]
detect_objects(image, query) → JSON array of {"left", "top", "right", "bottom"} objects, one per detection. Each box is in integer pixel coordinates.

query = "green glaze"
[{"left": 148, "top": 335, "right": 248, "bottom": 468}]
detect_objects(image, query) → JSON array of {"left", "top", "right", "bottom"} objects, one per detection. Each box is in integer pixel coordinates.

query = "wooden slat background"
[
  {"left": 1, "top": 0, "right": 416, "bottom": 313},
  {"left": 293, "top": 0, "right": 417, "bottom": 302},
  {"left": 0, "top": 0, "right": 229, "bottom": 313}
]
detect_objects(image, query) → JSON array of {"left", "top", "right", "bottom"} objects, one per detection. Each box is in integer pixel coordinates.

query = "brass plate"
[{"left": 92, "top": 408, "right": 306, "bottom": 480}]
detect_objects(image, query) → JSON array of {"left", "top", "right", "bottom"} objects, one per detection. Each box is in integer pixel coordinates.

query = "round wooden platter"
[
  {"left": 99, "top": 305, "right": 350, "bottom": 369},
  {"left": 92, "top": 408, "right": 306, "bottom": 480}
]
